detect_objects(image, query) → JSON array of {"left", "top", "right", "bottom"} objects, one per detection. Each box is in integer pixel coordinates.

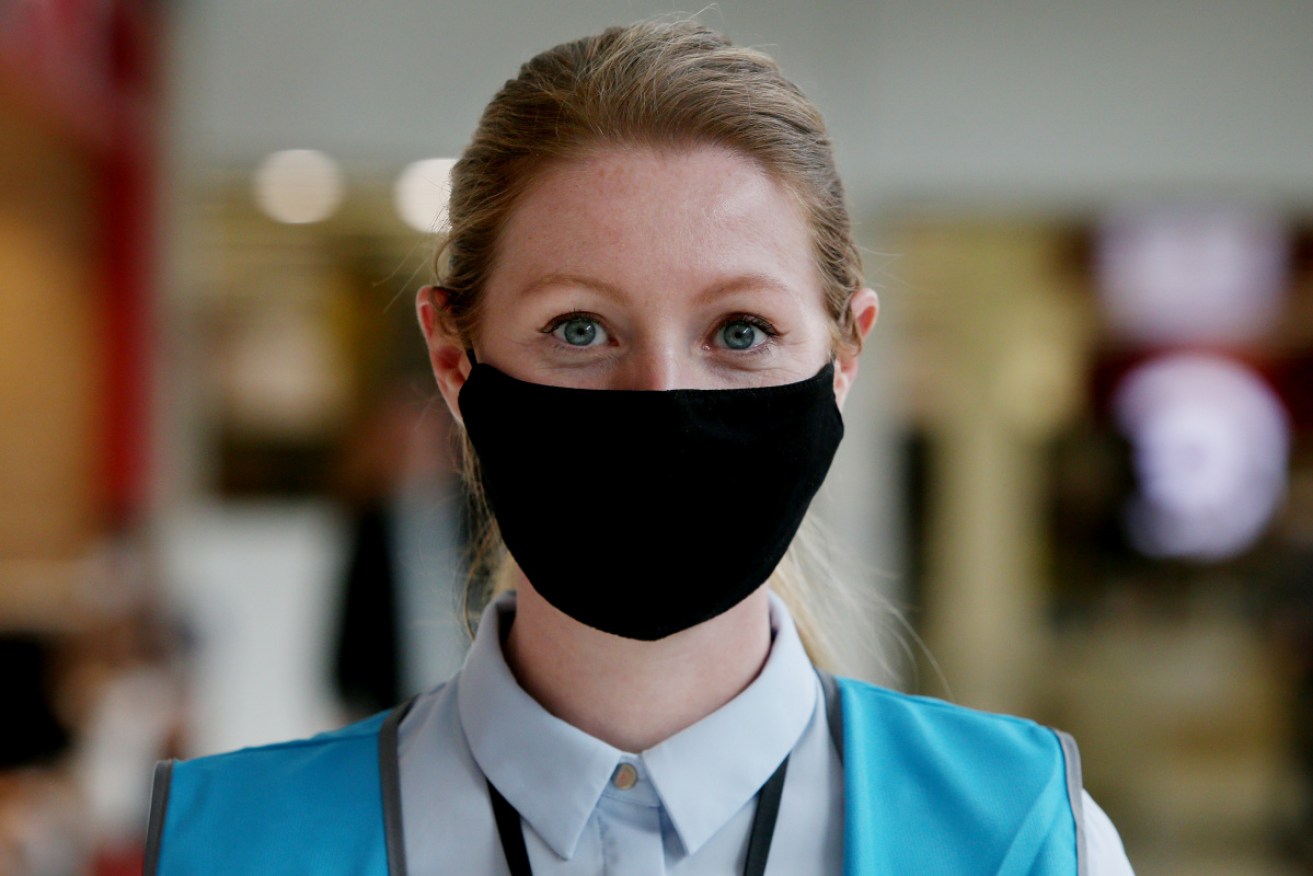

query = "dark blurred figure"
[
  {"left": 0, "top": 635, "right": 79, "bottom": 874},
  {"left": 1, "top": 636, "right": 71, "bottom": 770},
  {"left": 332, "top": 385, "right": 469, "bottom": 718},
  {"left": 335, "top": 501, "right": 403, "bottom": 712}
]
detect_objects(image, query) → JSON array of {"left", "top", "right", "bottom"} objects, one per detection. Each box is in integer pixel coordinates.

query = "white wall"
[
  {"left": 157, "top": 503, "right": 347, "bottom": 753},
  {"left": 165, "top": 0, "right": 1313, "bottom": 211},
  {"left": 831, "top": 0, "right": 1313, "bottom": 210}
]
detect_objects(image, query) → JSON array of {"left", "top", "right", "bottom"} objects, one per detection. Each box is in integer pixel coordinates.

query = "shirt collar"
[
  {"left": 456, "top": 591, "right": 818, "bottom": 860},
  {"left": 641, "top": 592, "right": 817, "bottom": 854},
  {"left": 457, "top": 594, "right": 621, "bottom": 860}
]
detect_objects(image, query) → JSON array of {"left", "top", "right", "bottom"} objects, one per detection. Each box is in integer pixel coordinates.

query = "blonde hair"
[{"left": 433, "top": 21, "right": 869, "bottom": 671}]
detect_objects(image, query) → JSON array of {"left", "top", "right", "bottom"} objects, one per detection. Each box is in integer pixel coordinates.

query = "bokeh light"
[
  {"left": 252, "top": 149, "right": 345, "bottom": 225},
  {"left": 394, "top": 158, "right": 457, "bottom": 233},
  {"left": 1114, "top": 353, "right": 1290, "bottom": 561}
]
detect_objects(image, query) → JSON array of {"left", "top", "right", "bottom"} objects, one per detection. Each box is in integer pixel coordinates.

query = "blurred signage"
[
  {"left": 1096, "top": 204, "right": 1297, "bottom": 562},
  {"left": 1096, "top": 205, "right": 1288, "bottom": 346}
]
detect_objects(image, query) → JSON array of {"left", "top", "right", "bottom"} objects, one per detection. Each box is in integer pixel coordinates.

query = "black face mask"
[{"left": 457, "top": 359, "right": 844, "bottom": 641}]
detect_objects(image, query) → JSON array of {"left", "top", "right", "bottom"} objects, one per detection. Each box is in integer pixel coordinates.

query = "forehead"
[{"left": 487, "top": 144, "right": 819, "bottom": 300}]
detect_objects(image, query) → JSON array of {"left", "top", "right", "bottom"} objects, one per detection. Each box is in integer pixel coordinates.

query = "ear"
[
  {"left": 416, "top": 285, "right": 473, "bottom": 425},
  {"left": 833, "top": 287, "right": 879, "bottom": 410}
]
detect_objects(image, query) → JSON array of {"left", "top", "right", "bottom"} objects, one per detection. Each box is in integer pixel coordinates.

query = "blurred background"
[{"left": 3, "top": 1, "right": 1312, "bottom": 873}]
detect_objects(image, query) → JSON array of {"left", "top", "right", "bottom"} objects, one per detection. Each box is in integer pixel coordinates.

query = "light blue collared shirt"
[{"left": 397, "top": 592, "right": 1133, "bottom": 874}]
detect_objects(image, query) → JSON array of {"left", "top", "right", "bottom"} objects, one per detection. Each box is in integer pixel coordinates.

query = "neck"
[{"left": 503, "top": 574, "right": 772, "bottom": 753}]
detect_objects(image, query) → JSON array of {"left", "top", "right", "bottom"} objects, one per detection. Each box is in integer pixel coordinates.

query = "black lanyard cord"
[
  {"left": 487, "top": 754, "right": 791, "bottom": 876},
  {"left": 488, "top": 776, "right": 533, "bottom": 876},
  {"left": 741, "top": 754, "right": 789, "bottom": 876}
]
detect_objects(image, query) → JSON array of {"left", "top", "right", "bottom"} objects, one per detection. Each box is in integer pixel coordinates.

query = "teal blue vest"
[{"left": 146, "top": 676, "right": 1085, "bottom": 874}]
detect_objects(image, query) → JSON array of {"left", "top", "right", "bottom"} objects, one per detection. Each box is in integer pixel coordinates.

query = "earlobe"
[
  {"left": 833, "top": 288, "right": 880, "bottom": 410},
  {"left": 416, "top": 285, "right": 472, "bottom": 425}
]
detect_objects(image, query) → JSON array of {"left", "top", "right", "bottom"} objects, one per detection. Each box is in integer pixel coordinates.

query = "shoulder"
[
  {"left": 832, "top": 676, "right": 1087, "bottom": 874},
  {"left": 833, "top": 677, "right": 1081, "bottom": 819},
  {"left": 164, "top": 706, "right": 393, "bottom": 797},
  {"left": 832, "top": 675, "right": 1072, "bottom": 764},
  {"left": 145, "top": 704, "right": 410, "bottom": 875},
  {"left": 834, "top": 675, "right": 1055, "bottom": 730}
]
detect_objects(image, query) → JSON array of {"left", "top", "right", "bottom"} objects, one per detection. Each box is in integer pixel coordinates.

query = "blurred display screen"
[{"left": 1097, "top": 205, "right": 1288, "bottom": 346}]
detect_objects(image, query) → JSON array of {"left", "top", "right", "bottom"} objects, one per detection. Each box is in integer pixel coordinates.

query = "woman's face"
[{"left": 421, "top": 144, "right": 876, "bottom": 411}]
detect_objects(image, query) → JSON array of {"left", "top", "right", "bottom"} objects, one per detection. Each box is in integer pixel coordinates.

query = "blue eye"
[
  {"left": 719, "top": 319, "right": 764, "bottom": 350},
  {"left": 552, "top": 315, "right": 607, "bottom": 347}
]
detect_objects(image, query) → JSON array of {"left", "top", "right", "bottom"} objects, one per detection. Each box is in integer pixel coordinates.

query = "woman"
[{"left": 146, "top": 21, "right": 1134, "bottom": 874}]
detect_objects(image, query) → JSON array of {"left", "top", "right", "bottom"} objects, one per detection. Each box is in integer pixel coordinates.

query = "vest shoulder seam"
[
  {"left": 835, "top": 676, "right": 1053, "bottom": 733},
  {"left": 175, "top": 712, "right": 388, "bottom": 766}
]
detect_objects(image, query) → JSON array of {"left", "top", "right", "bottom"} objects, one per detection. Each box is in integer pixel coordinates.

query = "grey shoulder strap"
[
  {"left": 143, "top": 759, "right": 174, "bottom": 875},
  {"left": 379, "top": 698, "right": 417, "bottom": 876},
  {"left": 815, "top": 669, "right": 844, "bottom": 763},
  {"left": 1054, "top": 729, "right": 1089, "bottom": 876},
  {"left": 141, "top": 699, "right": 420, "bottom": 876}
]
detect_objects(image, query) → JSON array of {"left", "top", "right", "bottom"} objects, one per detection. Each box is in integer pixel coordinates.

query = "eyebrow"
[
  {"left": 695, "top": 273, "right": 798, "bottom": 305},
  {"left": 519, "top": 273, "right": 627, "bottom": 300},
  {"left": 518, "top": 271, "right": 799, "bottom": 304}
]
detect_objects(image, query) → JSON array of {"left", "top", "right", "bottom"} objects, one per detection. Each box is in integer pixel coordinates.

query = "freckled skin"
[
  {"left": 416, "top": 144, "right": 878, "bottom": 752},
  {"left": 478, "top": 145, "right": 838, "bottom": 392}
]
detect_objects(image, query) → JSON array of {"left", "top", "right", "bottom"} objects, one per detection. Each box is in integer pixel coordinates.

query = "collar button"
[{"left": 611, "top": 762, "right": 639, "bottom": 790}]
